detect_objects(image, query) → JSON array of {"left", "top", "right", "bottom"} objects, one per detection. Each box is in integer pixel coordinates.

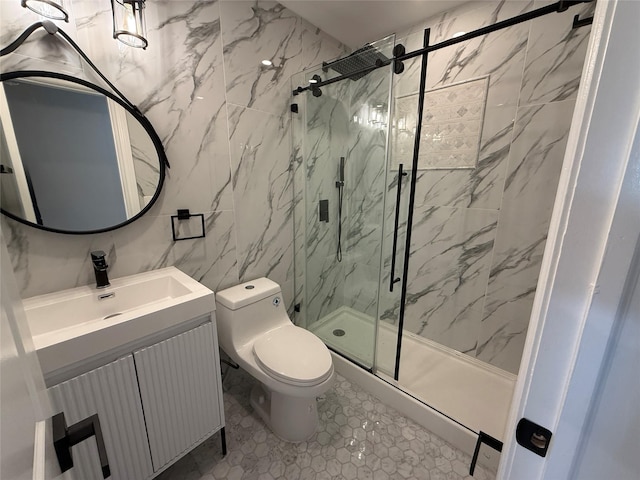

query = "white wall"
[
  {"left": 1, "top": 282, "right": 38, "bottom": 480},
  {"left": 0, "top": 233, "right": 52, "bottom": 480},
  {"left": 568, "top": 121, "right": 640, "bottom": 479},
  {"left": 571, "top": 248, "right": 640, "bottom": 479}
]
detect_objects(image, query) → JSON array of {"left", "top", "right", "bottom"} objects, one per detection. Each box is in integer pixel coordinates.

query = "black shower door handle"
[{"left": 389, "top": 164, "right": 408, "bottom": 292}]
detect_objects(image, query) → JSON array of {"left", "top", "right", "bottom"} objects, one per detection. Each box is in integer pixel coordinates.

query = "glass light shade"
[
  {"left": 111, "top": 0, "right": 147, "bottom": 49},
  {"left": 21, "top": 0, "right": 69, "bottom": 22}
]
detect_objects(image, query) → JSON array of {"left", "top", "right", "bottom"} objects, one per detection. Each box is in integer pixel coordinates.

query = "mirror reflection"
[{"left": 0, "top": 76, "right": 162, "bottom": 232}]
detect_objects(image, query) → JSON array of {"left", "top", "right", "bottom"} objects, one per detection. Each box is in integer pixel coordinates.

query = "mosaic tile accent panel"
[
  {"left": 159, "top": 368, "right": 495, "bottom": 480},
  {"left": 393, "top": 77, "right": 489, "bottom": 170}
]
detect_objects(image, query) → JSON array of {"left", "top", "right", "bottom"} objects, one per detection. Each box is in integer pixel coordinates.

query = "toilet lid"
[{"left": 253, "top": 326, "right": 333, "bottom": 385}]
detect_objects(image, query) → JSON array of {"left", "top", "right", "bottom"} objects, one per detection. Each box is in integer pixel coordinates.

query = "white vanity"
[{"left": 24, "top": 267, "right": 225, "bottom": 480}]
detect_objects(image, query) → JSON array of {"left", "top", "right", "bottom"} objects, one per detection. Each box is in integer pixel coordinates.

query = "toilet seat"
[{"left": 253, "top": 326, "right": 333, "bottom": 386}]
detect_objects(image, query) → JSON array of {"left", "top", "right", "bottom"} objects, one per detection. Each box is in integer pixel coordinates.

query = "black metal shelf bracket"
[
  {"left": 470, "top": 431, "right": 503, "bottom": 476},
  {"left": 171, "top": 209, "right": 205, "bottom": 241},
  {"left": 220, "top": 427, "right": 227, "bottom": 456},
  {"left": 53, "top": 412, "right": 110, "bottom": 478},
  {"left": 573, "top": 13, "right": 594, "bottom": 29}
]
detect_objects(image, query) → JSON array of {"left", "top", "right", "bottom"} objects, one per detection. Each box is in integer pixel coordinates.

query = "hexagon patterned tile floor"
[{"left": 158, "top": 368, "right": 495, "bottom": 480}]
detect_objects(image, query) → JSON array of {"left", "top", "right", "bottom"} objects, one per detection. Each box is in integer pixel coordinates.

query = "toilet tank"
[{"left": 215, "top": 278, "right": 291, "bottom": 353}]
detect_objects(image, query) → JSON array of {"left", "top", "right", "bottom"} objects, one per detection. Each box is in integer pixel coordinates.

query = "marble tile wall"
[
  {"left": 378, "top": 0, "right": 593, "bottom": 373},
  {"left": 0, "top": 1, "right": 345, "bottom": 312},
  {"left": 293, "top": 74, "right": 351, "bottom": 326}
]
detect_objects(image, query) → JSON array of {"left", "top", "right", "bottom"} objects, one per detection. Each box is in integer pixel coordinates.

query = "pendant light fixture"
[
  {"left": 21, "top": 0, "right": 69, "bottom": 22},
  {"left": 111, "top": 0, "right": 148, "bottom": 49}
]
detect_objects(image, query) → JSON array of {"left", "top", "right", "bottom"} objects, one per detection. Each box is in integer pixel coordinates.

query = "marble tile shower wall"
[
  {"left": 296, "top": 79, "right": 351, "bottom": 326},
  {"left": 293, "top": 55, "right": 392, "bottom": 327},
  {"left": 342, "top": 66, "right": 393, "bottom": 318},
  {"left": 377, "top": 0, "right": 593, "bottom": 373},
  {"left": 0, "top": 1, "right": 345, "bottom": 305}
]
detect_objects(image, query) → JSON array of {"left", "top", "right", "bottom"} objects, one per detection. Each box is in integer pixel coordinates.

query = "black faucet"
[{"left": 90, "top": 251, "right": 110, "bottom": 289}]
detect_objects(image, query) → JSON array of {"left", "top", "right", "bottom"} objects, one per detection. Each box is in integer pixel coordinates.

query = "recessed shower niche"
[{"left": 393, "top": 76, "right": 489, "bottom": 170}]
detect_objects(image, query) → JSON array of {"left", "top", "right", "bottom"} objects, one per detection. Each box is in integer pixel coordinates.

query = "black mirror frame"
[{"left": 0, "top": 70, "right": 167, "bottom": 235}]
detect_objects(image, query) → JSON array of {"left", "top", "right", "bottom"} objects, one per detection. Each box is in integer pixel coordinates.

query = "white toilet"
[{"left": 215, "top": 278, "right": 334, "bottom": 442}]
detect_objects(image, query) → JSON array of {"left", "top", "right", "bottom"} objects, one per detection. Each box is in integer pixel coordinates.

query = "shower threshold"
[{"left": 311, "top": 306, "right": 516, "bottom": 441}]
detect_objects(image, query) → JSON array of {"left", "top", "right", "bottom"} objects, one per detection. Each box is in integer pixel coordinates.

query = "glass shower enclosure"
[
  {"left": 291, "top": 0, "right": 591, "bottom": 442},
  {"left": 291, "top": 35, "right": 402, "bottom": 370},
  {"left": 291, "top": 30, "right": 515, "bottom": 441}
]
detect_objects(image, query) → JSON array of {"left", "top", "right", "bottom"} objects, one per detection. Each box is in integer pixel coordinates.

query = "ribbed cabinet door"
[
  {"left": 49, "top": 355, "right": 154, "bottom": 480},
  {"left": 134, "top": 322, "right": 222, "bottom": 471}
]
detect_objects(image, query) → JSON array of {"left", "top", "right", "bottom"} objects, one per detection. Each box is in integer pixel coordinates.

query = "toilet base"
[{"left": 250, "top": 383, "right": 319, "bottom": 442}]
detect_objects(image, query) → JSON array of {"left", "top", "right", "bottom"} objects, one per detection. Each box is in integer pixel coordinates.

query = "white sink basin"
[{"left": 24, "top": 267, "right": 215, "bottom": 376}]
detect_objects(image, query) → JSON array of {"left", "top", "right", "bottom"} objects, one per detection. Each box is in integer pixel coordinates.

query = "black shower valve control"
[{"left": 319, "top": 199, "right": 329, "bottom": 222}]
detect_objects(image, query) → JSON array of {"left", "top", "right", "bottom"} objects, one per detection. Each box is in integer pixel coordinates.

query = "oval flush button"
[
  {"left": 273, "top": 297, "right": 281, "bottom": 307},
  {"left": 245, "top": 285, "right": 254, "bottom": 290}
]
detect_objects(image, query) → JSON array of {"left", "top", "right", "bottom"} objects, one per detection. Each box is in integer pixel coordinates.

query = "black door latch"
[
  {"left": 53, "top": 412, "right": 111, "bottom": 478},
  {"left": 516, "top": 417, "right": 553, "bottom": 457}
]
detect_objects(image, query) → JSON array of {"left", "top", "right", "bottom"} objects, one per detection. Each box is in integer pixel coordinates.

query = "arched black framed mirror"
[{"left": 0, "top": 70, "right": 167, "bottom": 234}]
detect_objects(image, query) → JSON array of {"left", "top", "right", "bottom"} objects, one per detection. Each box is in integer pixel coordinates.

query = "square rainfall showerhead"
[{"left": 323, "top": 44, "right": 390, "bottom": 81}]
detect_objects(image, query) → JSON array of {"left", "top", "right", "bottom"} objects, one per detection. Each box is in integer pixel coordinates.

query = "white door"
[
  {"left": 1, "top": 231, "right": 68, "bottom": 480},
  {"left": 498, "top": 0, "right": 640, "bottom": 478}
]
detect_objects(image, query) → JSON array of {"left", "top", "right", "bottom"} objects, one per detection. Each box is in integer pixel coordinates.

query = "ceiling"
[{"left": 280, "top": 0, "right": 471, "bottom": 48}]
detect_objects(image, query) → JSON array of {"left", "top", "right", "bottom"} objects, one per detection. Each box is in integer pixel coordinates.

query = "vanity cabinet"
[
  {"left": 48, "top": 320, "right": 225, "bottom": 480},
  {"left": 49, "top": 355, "right": 153, "bottom": 480},
  {"left": 134, "top": 322, "right": 223, "bottom": 471}
]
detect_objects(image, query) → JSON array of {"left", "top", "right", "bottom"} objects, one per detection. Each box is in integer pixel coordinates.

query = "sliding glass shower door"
[{"left": 376, "top": 0, "right": 591, "bottom": 440}]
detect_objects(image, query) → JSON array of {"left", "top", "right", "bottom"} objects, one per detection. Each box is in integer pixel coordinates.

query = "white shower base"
[
  {"left": 311, "top": 306, "right": 516, "bottom": 441},
  {"left": 311, "top": 307, "right": 377, "bottom": 366}
]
